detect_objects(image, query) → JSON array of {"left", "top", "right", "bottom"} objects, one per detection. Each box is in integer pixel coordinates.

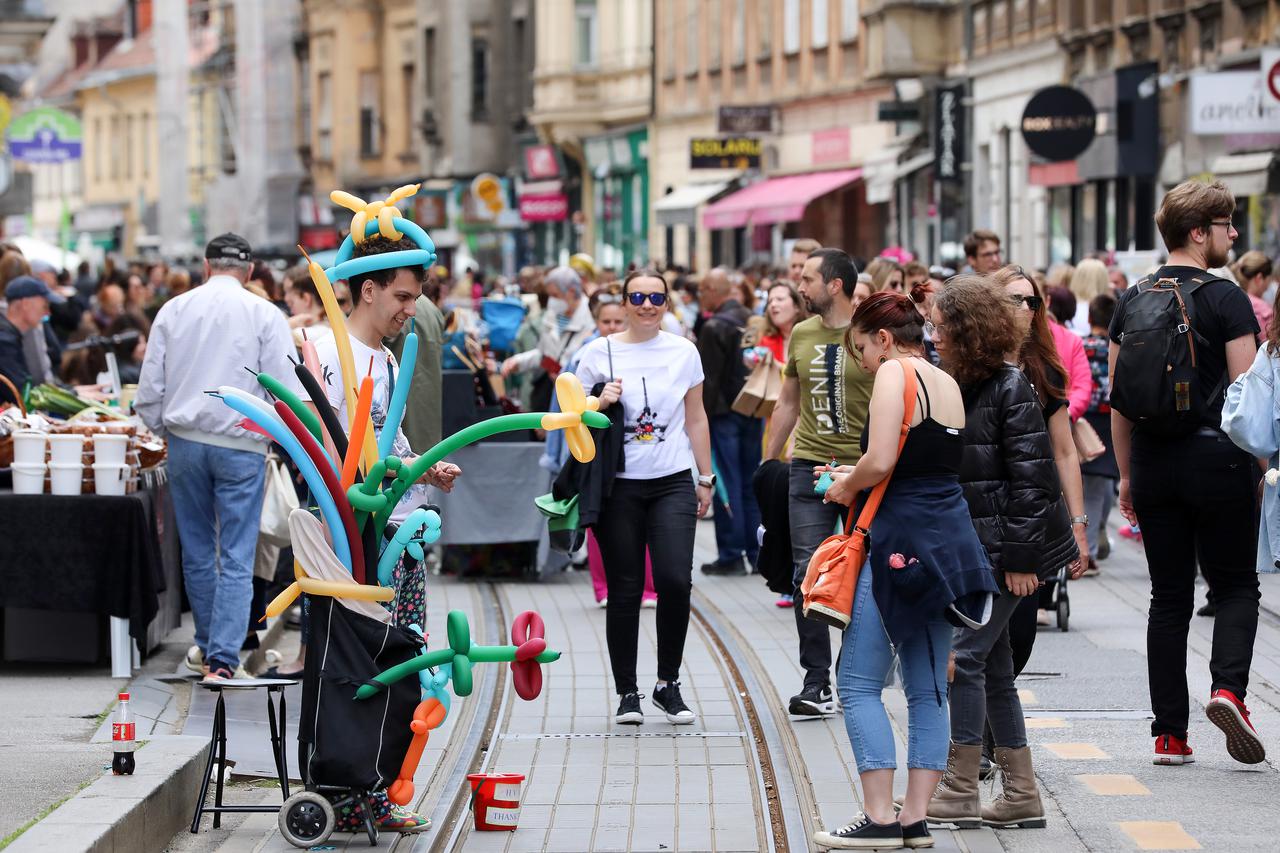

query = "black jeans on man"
[
  {"left": 1129, "top": 430, "right": 1260, "bottom": 740},
  {"left": 594, "top": 471, "right": 698, "bottom": 696},
  {"left": 788, "top": 459, "right": 842, "bottom": 689}
]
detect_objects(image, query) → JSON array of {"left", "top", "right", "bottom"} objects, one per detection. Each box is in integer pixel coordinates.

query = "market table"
[{"left": 0, "top": 470, "right": 182, "bottom": 676}]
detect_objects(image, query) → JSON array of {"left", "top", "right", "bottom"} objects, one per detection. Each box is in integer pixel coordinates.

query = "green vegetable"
[{"left": 24, "top": 384, "right": 127, "bottom": 420}]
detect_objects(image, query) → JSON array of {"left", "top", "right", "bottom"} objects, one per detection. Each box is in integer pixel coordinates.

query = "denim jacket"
[{"left": 1221, "top": 345, "right": 1280, "bottom": 574}]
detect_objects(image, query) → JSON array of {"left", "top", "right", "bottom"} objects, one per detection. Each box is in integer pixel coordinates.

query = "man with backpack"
[
  {"left": 697, "top": 266, "right": 761, "bottom": 576},
  {"left": 1109, "top": 179, "right": 1265, "bottom": 767}
]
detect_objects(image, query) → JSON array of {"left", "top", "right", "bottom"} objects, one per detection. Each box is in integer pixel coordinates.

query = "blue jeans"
[
  {"left": 837, "top": 567, "right": 953, "bottom": 772},
  {"left": 168, "top": 434, "right": 267, "bottom": 670},
  {"left": 709, "top": 412, "right": 763, "bottom": 564}
]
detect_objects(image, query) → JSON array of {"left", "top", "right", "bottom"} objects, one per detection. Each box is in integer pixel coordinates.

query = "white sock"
[{"left": 655, "top": 680, "right": 668, "bottom": 689}]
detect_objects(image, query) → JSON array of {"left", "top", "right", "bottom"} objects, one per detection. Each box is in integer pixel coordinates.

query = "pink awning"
[{"left": 701, "top": 169, "right": 862, "bottom": 230}]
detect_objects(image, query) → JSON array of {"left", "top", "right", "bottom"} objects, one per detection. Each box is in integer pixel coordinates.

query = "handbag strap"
[{"left": 843, "top": 360, "right": 919, "bottom": 536}]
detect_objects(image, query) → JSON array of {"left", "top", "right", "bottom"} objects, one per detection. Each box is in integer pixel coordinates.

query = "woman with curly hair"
[{"left": 923, "top": 275, "right": 1074, "bottom": 830}]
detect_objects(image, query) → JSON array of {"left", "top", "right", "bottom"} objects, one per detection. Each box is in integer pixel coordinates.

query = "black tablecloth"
[{"left": 0, "top": 481, "right": 171, "bottom": 646}]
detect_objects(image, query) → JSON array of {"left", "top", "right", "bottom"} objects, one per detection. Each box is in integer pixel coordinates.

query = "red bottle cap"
[{"left": 119, "top": 692, "right": 129, "bottom": 701}]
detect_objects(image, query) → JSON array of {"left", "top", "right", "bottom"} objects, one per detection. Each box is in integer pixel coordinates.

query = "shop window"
[
  {"left": 576, "top": 0, "right": 598, "bottom": 68},
  {"left": 360, "top": 71, "right": 381, "bottom": 157}
]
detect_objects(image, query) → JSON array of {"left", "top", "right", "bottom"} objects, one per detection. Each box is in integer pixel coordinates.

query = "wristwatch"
[
  {"left": 697, "top": 473, "right": 717, "bottom": 489},
  {"left": 1070, "top": 514, "right": 1089, "bottom": 527}
]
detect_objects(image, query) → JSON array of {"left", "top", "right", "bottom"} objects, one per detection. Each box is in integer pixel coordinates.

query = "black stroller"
[
  {"left": 277, "top": 595, "right": 422, "bottom": 848},
  {"left": 1039, "top": 564, "right": 1070, "bottom": 631}
]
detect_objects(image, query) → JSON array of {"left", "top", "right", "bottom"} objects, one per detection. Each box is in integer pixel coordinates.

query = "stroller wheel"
[
  {"left": 1057, "top": 595, "right": 1070, "bottom": 632},
  {"left": 279, "top": 791, "right": 335, "bottom": 848}
]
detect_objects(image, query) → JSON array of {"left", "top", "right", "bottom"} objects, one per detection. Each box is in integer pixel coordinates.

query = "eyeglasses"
[
  {"left": 1209, "top": 219, "right": 1234, "bottom": 229},
  {"left": 1009, "top": 294, "right": 1043, "bottom": 311},
  {"left": 924, "top": 320, "right": 944, "bottom": 337},
  {"left": 627, "top": 291, "right": 668, "bottom": 307}
]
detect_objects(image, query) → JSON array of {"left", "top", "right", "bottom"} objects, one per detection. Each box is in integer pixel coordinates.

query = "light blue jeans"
[
  {"left": 167, "top": 434, "right": 266, "bottom": 670},
  {"left": 837, "top": 566, "right": 953, "bottom": 772}
]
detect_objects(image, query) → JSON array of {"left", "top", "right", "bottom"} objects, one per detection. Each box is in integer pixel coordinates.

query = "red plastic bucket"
[{"left": 466, "top": 772, "right": 526, "bottom": 831}]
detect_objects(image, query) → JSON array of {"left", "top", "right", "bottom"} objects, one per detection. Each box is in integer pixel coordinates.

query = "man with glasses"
[
  {"left": 964, "top": 229, "right": 1003, "bottom": 274},
  {"left": 1108, "top": 180, "right": 1264, "bottom": 767}
]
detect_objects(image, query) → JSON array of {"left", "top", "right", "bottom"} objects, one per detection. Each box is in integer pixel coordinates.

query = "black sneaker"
[
  {"left": 652, "top": 681, "right": 696, "bottom": 724},
  {"left": 615, "top": 692, "right": 644, "bottom": 725},
  {"left": 813, "top": 814, "right": 904, "bottom": 849},
  {"left": 789, "top": 683, "right": 836, "bottom": 717},
  {"left": 700, "top": 557, "right": 748, "bottom": 576},
  {"left": 901, "top": 819, "right": 933, "bottom": 849}
]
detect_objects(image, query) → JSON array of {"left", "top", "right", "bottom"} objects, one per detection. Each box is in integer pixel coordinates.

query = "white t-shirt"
[
  {"left": 574, "top": 331, "right": 704, "bottom": 480},
  {"left": 303, "top": 331, "right": 428, "bottom": 523}
]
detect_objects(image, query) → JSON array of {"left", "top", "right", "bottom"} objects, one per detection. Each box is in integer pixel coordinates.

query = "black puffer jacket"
[{"left": 959, "top": 365, "right": 1076, "bottom": 580}]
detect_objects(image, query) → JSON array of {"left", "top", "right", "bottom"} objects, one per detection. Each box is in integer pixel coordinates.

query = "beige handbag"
[
  {"left": 259, "top": 453, "right": 299, "bottom": 548},
  {"left": 1072, "top": 416, "right": 1106, "bottom": 463},
  {"left": 732, "top": 354, "right": 783, "bottom": 418}
]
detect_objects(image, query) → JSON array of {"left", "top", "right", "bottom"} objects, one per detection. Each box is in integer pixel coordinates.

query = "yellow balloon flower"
[
  {"left": 331, "top": 184, "right": 421, "bottom": 244},
  {"left": 541, "top": 373, "right": 602, "bottom": 463}
]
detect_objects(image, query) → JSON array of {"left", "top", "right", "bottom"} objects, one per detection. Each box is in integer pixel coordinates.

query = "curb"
[{"left": 6, "top": 735, "right": 209, "bottom": 853}]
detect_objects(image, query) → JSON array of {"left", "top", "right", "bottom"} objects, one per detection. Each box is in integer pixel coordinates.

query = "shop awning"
[
  {"left": 702, "top": 169, "right": 862, "bottom": 230},
  {"left": 1210, "top": 152, "right": 1276, "bottom": 197},
  {"left": 654, "top": 181, "right": 733, "bottom": 228}
]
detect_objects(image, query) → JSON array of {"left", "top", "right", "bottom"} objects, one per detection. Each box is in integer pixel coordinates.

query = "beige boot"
[
  {"left": 923, "top": 741, "right": 983, "bottom": 829},
  {"left": 981, "top": 746, "right": 1046, "bottom": 828}
]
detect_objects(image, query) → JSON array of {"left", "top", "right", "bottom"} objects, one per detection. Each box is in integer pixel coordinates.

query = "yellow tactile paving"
[
  {"left": 1017, "top": 688, "right": 1038, "bottom": 705},
  {"left": 1118, "top": 820, "right": 1202, "bottom": 850},
  {"left": 1076, "top": 774, "right": 1151, "bottom": 796},
  {"left": 1024, "top": 716, "right": 1067, "bottom": 729},
  {"left": 1042, "top": 742, "right": 1111, "bottom": 759}
]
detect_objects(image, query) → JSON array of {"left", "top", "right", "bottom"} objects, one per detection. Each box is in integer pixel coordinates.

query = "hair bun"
[{"left": 908, "top": 281, "right": 932, "bottom": 304}]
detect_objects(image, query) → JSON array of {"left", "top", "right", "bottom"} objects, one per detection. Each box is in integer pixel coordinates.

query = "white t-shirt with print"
[
  {"left": 303, "top": 331, "right": 428, "bottom": 523},
  {"left": 574, "top": 331, "right": 705, "bottom": 480}
]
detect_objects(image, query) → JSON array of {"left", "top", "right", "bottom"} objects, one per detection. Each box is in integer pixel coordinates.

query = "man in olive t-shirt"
[{"left": 764, "top": 248, "right": 873, "bottom": 716}]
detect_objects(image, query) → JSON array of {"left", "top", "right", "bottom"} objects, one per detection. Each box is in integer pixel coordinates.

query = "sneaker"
[
  {"left": 375, "top": 804, "right": 432, "bottom": 834},
  {"left": 641, "top": 597, "right": 657, "bottom": 609},
  {"left": 700, "top": 557, "right": 748, "bottom": 576},
  {"left": 1096, "top": 529, "right": 1111, "bottom": 561},
  {"left": 1206, "top": 689, "right": 1266, "bottom": 764},
  {"left": 1196, "top": 600, "right": 1216, "bottom": 618},
  {"left": 653, "top": 681, "right": 697, "bottom": 724},
  {"left": 202, "top": 661, "right": 249, "bottom": 684},
  {"left": 775, "top": 594, "right": 794, "bottom": 608},
  {"left": 813, "top": 814, "right": 904, "bottom": 849},
  {"left": 789, "top": 683, "right": 837, "bottom": 717},
  {"left": 598, "top": 597, "right": 608, "bottom": 608},
  {"left": 615, "top": 692, "right": 644, "bottom": 725},
  {"left": 1118, "top": 524, "right": 1142, "bottom": 542},
  {"left": 1153, "top": 734, "right": 1195, "bottom": 766},
  {"left": 901, "top": 819, "right": 934, "bottom": 849},
  {"left": 184, "top": 645, "right": 207, "bottom": 676}
]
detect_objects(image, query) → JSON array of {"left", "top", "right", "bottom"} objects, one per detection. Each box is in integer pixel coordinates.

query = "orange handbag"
[{"left": 801, "top": 362, "right": 919, "bottom": 629}]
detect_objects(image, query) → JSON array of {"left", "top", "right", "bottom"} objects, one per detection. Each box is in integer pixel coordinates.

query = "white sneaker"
[
  {"left": 598, "top": 597, "right": 608, "bottom": 608},
  {"left": 185, "top": 645, "right": 207, "bottom": 676},
  {"left": 641, "top": 598, "right": 657, "bottom": 609},
  {"left": 202, "top": 664, "right": 250, "bottom": 684}
]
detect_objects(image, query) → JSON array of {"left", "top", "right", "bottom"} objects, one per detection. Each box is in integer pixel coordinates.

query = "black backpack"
[{"left": 1110, "top": 271, "right": 1231, "bottom": 435}]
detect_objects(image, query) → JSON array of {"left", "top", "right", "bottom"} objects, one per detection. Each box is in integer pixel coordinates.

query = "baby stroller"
[{"left": 1039, "top": 564, "right": 1070, "bottom": 631}]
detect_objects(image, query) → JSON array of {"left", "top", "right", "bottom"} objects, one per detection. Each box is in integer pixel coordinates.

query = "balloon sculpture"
[{"left": 211, "top": 184, "right": 606, "bottom": 808}]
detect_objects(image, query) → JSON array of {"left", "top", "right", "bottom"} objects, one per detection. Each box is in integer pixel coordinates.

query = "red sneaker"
[
  {"left": 1206, "top": 689, "right": 1266, "bottom": 765},
  {"left": 1153, "top": 734, "right": 1195, "bottom": 766}
]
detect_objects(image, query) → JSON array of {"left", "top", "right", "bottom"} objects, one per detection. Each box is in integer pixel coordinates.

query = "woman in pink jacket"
[{"left": 1046, "top": 286, "right": 1092, "bottom": 421}]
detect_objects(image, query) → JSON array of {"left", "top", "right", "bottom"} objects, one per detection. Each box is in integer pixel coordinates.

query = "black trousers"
[
  {"left": 594, "top": 471, "right": 698, "bottom": 695},
  {"left": 1130, "top": 430, "right": 1260, "bottom": 739},
  {"left": 788, "top": 460, "right": 843, "bottom": 688}
]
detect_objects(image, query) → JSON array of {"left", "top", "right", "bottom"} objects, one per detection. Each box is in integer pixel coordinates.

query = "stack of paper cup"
[
  {"left": 92, "top": 433, "right": 130, "bottom": 466},
  {"left": 92, "top": 463, "right": 129, "bottom": 496},
  {"left": 10, "top": 430, "right": 48, "bottom": 495},
  {"left": 47, "top": 434, "right": 86, "bottom": 496}
]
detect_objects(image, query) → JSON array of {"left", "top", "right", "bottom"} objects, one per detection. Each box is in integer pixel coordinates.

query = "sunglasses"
[
  {"left": 1009, "top": 294, "right": 1043, "bottom": 311},
  {"left": 626, "top": 291, "right": 668, "bottom": 307}
]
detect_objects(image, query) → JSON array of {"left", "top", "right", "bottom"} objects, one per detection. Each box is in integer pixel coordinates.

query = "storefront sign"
[
  {"left": 6, "top": 106, "right": 82, "bottom": 163},
  {"left": 1262, "top": 49, "right": 1280, "bottom": 107},
  {"left": 934, "top": 84, "right": 965, "bottom": 183},
  {"left": 811, "top": 128, "right": 850, "bottom": 166},
  {"left": 518, "top": 192, "right": 568, "bottom": 222},
  {"left": 1021, "top": 86, "right": 1097, "bottom": 162},
  {"left": 1190, "top": 72, "right": 1280, "bottom": 135},
  {"left": 718, "top": 105, "right": 773, "bottom": 134},
  {"left": 690, "top": 137, "right": 762, "bottom": 170},
  {"left": 523, "top": 144, "right": 561, "bottom": 180},
  {"left": 413, "top": 191, "right": 448, "bottom": 228}
]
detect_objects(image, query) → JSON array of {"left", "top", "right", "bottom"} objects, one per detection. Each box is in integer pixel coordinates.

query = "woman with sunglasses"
[
  {"left": 993, "top": 265, "right": 1088, "bottom": 657},
  {"left": 574, "top": 269, "right": 714, "bottom": 726}
]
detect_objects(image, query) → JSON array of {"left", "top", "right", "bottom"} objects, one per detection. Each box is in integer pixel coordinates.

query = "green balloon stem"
[{"left": 257, "top": 373, "right": 324, "bottom": 445}]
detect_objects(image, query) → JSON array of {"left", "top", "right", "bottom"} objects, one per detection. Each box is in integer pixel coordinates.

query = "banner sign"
[
  {"left": 6, "top": 106, "right": 83, "bottom": 163},
  {"left": 690, "top": 137, "right": 762, "bottom": 170}
]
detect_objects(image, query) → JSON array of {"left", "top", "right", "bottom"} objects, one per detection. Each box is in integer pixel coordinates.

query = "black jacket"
[
  {"left": 959, "top": 365, "right": 1076, "bottom": 579},
  {"left": 697, "top": 299, "right": 750, "bottom": 417},
  {"left": 0, "top": 315, "right": 32, "bottom": 405},
  {"left": 552, "top": 381, "right": 625, "bottom": 529}
]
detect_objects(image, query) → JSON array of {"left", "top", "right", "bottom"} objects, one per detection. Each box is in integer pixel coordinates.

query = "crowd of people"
[{"left": 2, "top": 177, "right": 1276, "bottom": 845}]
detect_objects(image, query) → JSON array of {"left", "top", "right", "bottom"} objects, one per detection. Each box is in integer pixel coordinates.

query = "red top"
[{"left": 759, "top": 333, "right": 786, "bottom": 363}]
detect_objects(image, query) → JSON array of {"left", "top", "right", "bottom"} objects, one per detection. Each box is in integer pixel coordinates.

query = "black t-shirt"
[{"left": 1109, "top": 265, "right": 1259, "bottom": 428}]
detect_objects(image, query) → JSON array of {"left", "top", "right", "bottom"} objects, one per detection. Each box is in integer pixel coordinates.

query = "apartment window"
[
  {"left": 575, "top": 0, "right": 597, "bottom": 68},
  {"left": 732, "top": 0, "right": 745, "bottom": 64},
  {"left": 663, "top": 0, "right": 677, "bottom": 75},
  {"left": 316, "top": 71, "right": 332, "bottom": 160},
  {"left": 94, "top": 118, "right": 103, "bottom": 183},
  {"left": 784, "top": 0, "right": 800, "bottom": 54},
  {"left": 1013, "top": 0, "right": 1030, "bottom": 33},
  {"left": 109, "top": 115, "right": 120, "bottom": 180},
  {"left": 359, "top": 71, "right": 381, "bottom": 157},
  {"left": 758, "top": 0, "right": 772, "bottom": 55},
  {"left": 1128, "top": 26, "right": 1150, "bottom": 60},
  {"left": 709, "top": 1, "right": 722, "bottom": 70},
  {"left": 1092, "top": 0, "right": 1111, "bottom": 25},
  {"left": 1197, "top": 13, "right": 1218, "bottom": 60},
  {"left": 424, "top": 27, "right": 436, "bottom": 101},
  {"left": 125, "top": 114, "right": 134, "bottom": 181},
  {"left": 812, "top": 0, "right": 829, "bottom": 49},
  {"left": 840, "top": 0, "right": 859, "bottom": 41},
  {"left": 140, "top": 113, "right": 149, "bottom": 180},
  {"left": 402, "top": 63, "right": 414, "bottom": 151},
  {"left": 471, "top": 37, "right": 489, "bottom": 120},
  {"left": 685, "top": 0, "right": 698, "bottom": 74}
]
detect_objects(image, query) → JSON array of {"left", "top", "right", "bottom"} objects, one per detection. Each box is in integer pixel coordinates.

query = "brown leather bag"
[
  {"left": 1071, "top": 416, "right": 1105, "bottom": 462},
  {"left": 801, "top": 362, "right": 919, "bottom": 629}
]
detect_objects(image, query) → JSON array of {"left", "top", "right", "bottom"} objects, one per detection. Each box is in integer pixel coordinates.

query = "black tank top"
[{"left": 859, "top": 377, "right": 964, "bottom": 478}]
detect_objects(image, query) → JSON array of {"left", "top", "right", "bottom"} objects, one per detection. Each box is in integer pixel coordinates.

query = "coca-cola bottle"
[{"left": 111, "top": 692, "right": 136, "bottom": 775}]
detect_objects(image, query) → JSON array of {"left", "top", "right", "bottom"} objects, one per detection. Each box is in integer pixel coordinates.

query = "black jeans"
[
  {"left": 1130, "top": 430, "right": 1261, "bottom": 739},
  {"left": 788, "top": 459, "right": 842, "bottom": 688},
  {"left": 594, "top": 471, "right": 698, "bottom": 695}
]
